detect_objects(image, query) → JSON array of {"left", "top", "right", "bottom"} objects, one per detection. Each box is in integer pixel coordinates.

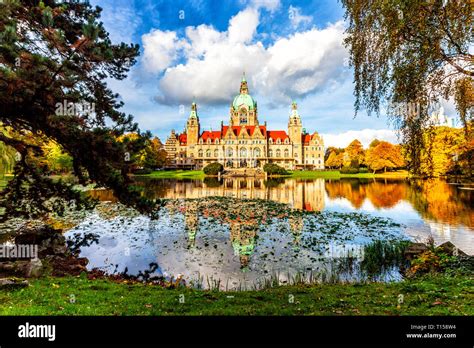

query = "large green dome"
[{"left": 232, "top": 93, "right": 256, "bottom": 110}]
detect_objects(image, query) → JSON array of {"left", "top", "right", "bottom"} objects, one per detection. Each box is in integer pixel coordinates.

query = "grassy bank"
[
  {"left": 135, "top": 170, "right": 408, "bottom": 180},
  {"left": 0, "top": 274, "right": 471, "bottom": 315},
  {"left": 134, "top": 170, "right": 205, "bottom": 180},
  {"left": 287, "top": 170, "right": 409, "bottom": 179}
]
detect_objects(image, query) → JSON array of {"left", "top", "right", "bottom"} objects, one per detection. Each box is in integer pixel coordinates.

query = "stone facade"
[{"left": 165, "top": 76, "right": 325, "bottom": 170}]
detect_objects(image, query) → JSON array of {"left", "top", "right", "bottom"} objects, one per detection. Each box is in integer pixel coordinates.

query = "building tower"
[
  {"left": 230, "top": 74, "right": 259, "bottom": 126},
  {"left": 288, "top": 101, "right": 302, "bottom": 145},
  {"left": 186, "top": 101, "right": 200, "bottom": 146}
]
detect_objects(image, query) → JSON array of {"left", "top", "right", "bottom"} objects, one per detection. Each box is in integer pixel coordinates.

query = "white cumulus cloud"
[
  {"left": 142, "top": 30, "right": 188, "bottom": 73},
  {"left": 143, "top": 5, "right": 348, "bottom": 107},
  {"left": 228, "top": 7, "right": 260, "bottom": 44}
]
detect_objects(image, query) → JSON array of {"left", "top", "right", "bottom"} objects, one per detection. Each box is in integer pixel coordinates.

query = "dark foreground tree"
[
  {"left": 342, "top": 0, "right": 473, "bottom": 174},
  {"left": 0, "top": 0, "right": 157, "bottom": 221}
]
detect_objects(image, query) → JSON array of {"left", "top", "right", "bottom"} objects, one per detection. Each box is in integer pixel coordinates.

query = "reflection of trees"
[
  {"left": 406, "top": 179, "right": 474, "bottom": 227},
  {"left": 87, "top": 189, "right": 118, "bottom": 202},
  {"left": 135, "top": 178, "right": 201, "bottom": 200},
  {"left": 325, "top": 179, "right": 367, "bottom": 208},
  {"left": 264, "top": 178, "right": 285, "bottom": 188},
  {"left": 203, "top": 177, "right": 222, "bottom": 187},
  {"left": 325, "top": 179, "right": 407, "bottom": 209},
  {"left": 366, "top": 181, "right": 406, "bottom": 208}
]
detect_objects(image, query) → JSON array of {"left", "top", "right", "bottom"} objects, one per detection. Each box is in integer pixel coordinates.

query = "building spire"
[
  {"left": 240, "top": 74, "right": 249, "bottom": 94},
  {"left": 290, "top": 100, "right": 300, "bottom": 119},
  {"left": 189, "top": 100, "right": 198, "bottom": 119}
]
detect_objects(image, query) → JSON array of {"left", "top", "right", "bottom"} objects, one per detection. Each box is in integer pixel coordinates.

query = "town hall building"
[{"left": 164, "top": 76, "right": 325, "bottom": 171}]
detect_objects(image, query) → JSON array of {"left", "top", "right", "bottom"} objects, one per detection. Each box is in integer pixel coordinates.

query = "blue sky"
[{"left": 90, "top": 0, "right": 455, "bottom": 148}]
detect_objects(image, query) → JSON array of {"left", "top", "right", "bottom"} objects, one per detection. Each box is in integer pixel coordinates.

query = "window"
[
  {"left": 254, "top": 148, "right": 261, "bottom": 157},
  {"left": 214, "top": 149, "right": 218, "bottom": 157},
  {"left": 207, "top": 138, "right": 211, "bottom": 144},
  {"left": 240, "top": 147, "right": 247, "bottom": 158},
  {"left": 206, "top": 150, "right": 211, "bottom": 158},
  {"left": 269, "top": 139, "right": 273, "bottom": 144},
  {"left": 198, "top": 149, "right": 203, "bottom": 157},
  {"left": 276, "top": 139, "right": 281, "bottom": 144},
  {"left": 284, "top": 149, "right": 289, "bottom": 158},
  {"left": 215, "top": 139, "right": 219, "bottom": 144},
  {"left": 269, "top": 149, "right": 273, "bottom": 157},
  {"left": 276, "top": 149, "right": 281, "bottom": 157},
  {"left": 284, "top": 138, "right": 289, "bottom": 144},
  {"left": 227, "top": 148, "right": 233, "bottom": 157},
  {"left": 199, "top": 139, "right": 203, "bottom": 144},
  {"left": 239, "top": 108, "right": 248, "bottom": 124}
]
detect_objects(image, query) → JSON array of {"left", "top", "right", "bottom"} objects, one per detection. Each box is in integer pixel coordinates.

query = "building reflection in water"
[
  {"left": 154, "top": 177, "right": 325, "bottom": 212},
  {"left": 91, "top": 177, "right": 473, "bottom": 255}
]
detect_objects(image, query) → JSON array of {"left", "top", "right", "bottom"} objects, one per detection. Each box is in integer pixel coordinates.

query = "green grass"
[
  {"left": 134, "top": 170, "right": 205, "bottom": 179},
  {"left": 286, "top": 170, "right": 409, "bottom": 179},
  {"left": 0, "top": 274, "right": 471, "bottom": 315},
  {"left": 134, "top": 169, "right": 409, "bottom": 180}
]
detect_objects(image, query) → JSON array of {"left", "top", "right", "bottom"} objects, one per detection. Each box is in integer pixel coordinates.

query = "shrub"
[
  {"left": 263, "top": 163, "right": 288, "bottom": 175},
  {"left": 203, "top": 162, "right": 224, "bottom": 175},
  {"left": 359, "top": 167, "right": 369, "bottom": 173},
  {"left": 340, "top": 166, "right": 359, "bottom": 174}
]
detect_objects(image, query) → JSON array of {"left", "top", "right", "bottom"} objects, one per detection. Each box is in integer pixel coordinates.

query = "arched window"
[
  {"left": 198, "top": 149, "right": 203, "bottom": 157},
  {"left": 268, "top": 138, "right": 273, "bottom": 144},
  {"left": 268, "top": 149, "right": 273, "bottom": 157},
  {"left": 276, "top": 149, "right": 281, "bottom": 157},
  {"left": 240, "top": 147, "right": 247, "bottom": 158},
  {"left": 207, "top": 138, "right": 211, "bottom": 144},
  {"left": 227, "top": 148, "right": 233, "bottom": 157},
  {"left": 214, "top": 149, "right": 219, "bottom": 157},
  {"left": 206, "top": 150, "right": 211, "bottom": 157},
  {"left": 215, "top": 139, "right": 219, "bottom": 144},
  {"left": 199, "top": 139, "right": 203, "bottom": 144},
  {"left": 276, "top": 138, "right": 281, "bottom": 144},
  {"left": 254, "top": 148, "right": 261, "bottom": 157},
  {"left": 284, "top": 149, "right": 289, "bottom": 157},
  {"left": 284, "top": 138, "right": 289, "bottom": 144}
]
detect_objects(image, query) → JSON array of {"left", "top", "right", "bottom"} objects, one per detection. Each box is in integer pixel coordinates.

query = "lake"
[{"left": 66, "top": 177, "right": 474, "bottom": 289}]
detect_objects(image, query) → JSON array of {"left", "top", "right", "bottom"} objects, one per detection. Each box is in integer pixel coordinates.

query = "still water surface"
[{"left": 67, "top": 178, "right": 473, "bottom": 289}]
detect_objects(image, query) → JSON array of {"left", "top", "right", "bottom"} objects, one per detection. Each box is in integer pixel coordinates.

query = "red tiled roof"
[
  {"left": 302, "top": 133, "right": 311, "bottom": 145},
  {"left": 267, "top": 130, "right": 289, "bottom": 141},
  {"left": 201, "top": 130, "right": 222, "bottom": 142},
  {"left": 178, "top": 133, "right": 187, "bottom": 145}
]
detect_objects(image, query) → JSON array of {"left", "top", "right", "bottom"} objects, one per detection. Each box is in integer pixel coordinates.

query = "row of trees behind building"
[{"left": 325, "top": 126, "right": 473, "bottom": 176}]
